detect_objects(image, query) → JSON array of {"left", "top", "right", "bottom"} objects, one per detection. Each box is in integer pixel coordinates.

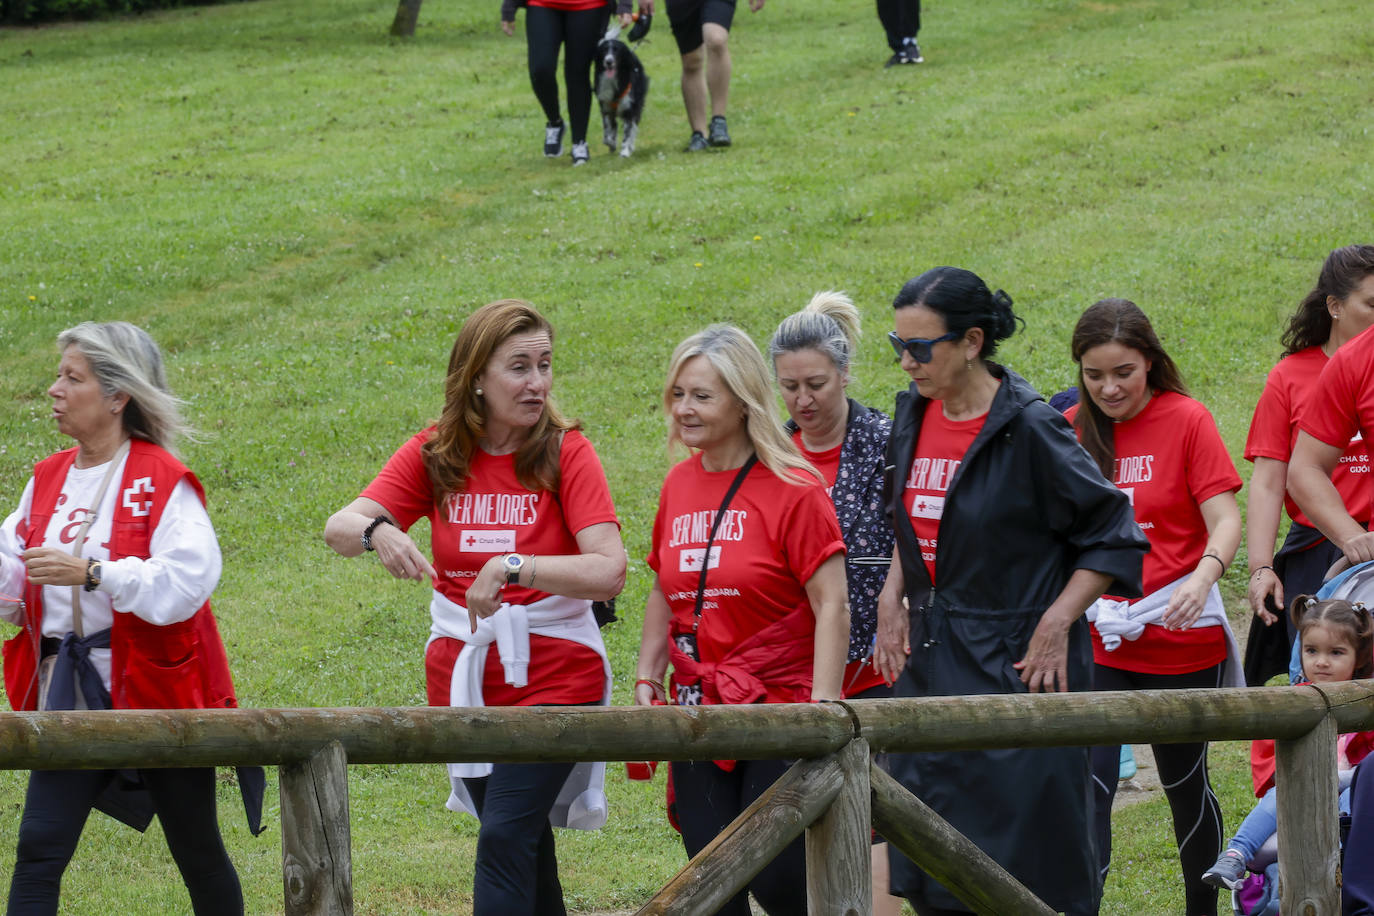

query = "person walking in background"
[
  {"left": 667, "top": 0, "right": 761, "bottom": 150},
  {"left": 767, "top": 291, "right": 903, "bottom": 916},
  {"left": 1, "top": 321, "right": 261, "bottom": 915},
  {"left": 502, "top": 0, "right": 647, "bottom": 165},
  {"left": 1068, "top": 298, "right": 1244, "bottom": 916},
  {"left": 876, "top": 268, "right": 1147, "bottom": 915},
  {"left": 325, "top": 300, "right": 625, "bottom": 916},
  {"left": 1242, "top": 245, "right": 1374, "bottom": 685},
  {"left": 877, "top": 0, "right": 921, "bottom": 67},
  {"left": 633, "top": 324, "right": 848, "bottom": 915}
]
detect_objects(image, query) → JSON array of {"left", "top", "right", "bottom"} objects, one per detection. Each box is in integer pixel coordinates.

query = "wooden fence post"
[
  {"left": 1276, "top": 715, "right": 1340, "bottom": 916},
  {"left": 805, "top": 738, "right": 870, "bottom": 916},
  {"left": 280, "top": 741, "right": 353, "bottom": 916}
]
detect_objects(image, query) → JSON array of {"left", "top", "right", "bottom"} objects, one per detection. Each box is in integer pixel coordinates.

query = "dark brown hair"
[
  {"left": 1290, "top": 594, "right": 1374, "bottom": 680},
  {"left": 1069, "top": 299, "right": 1188, "bottom": 480},
  {"left": 1280, "top": 245, "right": 1374, "bottom": 357},
  {"left": 421, "top": 300, "right": 575, "bottom": 501}
]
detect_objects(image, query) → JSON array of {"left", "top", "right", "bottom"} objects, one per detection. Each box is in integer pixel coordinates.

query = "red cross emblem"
[{"left": 122, "top": 477, "right": 155, "bottom": 517}]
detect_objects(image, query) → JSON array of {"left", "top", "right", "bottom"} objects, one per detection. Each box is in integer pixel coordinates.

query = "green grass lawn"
[{"left": 1, "top": 0, "right": 1370, "bottom": 911}]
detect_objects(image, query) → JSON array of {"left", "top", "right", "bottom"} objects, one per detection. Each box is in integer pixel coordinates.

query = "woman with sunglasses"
[
  {"left": 1068, "top": 298, "right": 1243, "bottom": 916},
  {"left": 875, "top": 267, "right": 1146, "bottom": 916}
]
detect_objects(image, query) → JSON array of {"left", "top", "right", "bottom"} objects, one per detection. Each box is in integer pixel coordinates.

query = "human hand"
[
  {"left": 633, "top": 678, "right": 665, "bottom": 707},
  {"left": 500, "top": 19, "right": 515, "bottom": 36},
  {"left": 874, "top": 590, "right": 909, "bottom": 685},
  {"left": 638, "top": 0, "right": 655, "bottom": 16},
  {"left": 21, "top": 547, "right": 88, "bottom": 587},
  {"left": 1247, "top": 567, "right": 1282, "bottom": 626},
  {"left": 748, "top": 0, "right": 764, "bottom": 11},
  {"left": 1340, "top": 531, "right": 1374, "bottom": 567},
  {"left": 619, "top": 11, "right": 633, "bottom": 27},
  {"left": 467, "top": 556, "right": 508, "bottom": 631},
  {"left": 1013, "top": 616, "right": 1070, "bottom": 693},
  {"left": 370, "top": 523, "right": 436, "bottom": 584},
  {"left": 1162, "top": 573, "right": 1210, "bottom": 630}
]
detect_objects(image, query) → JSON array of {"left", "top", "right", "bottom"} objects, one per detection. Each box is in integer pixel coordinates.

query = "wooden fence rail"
[{"left": 2, "top": 681, "right": 1371, "bottom": 915}]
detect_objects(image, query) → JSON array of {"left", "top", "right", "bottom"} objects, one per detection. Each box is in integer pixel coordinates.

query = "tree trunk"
[{"left": 390, "top": 0, "right": 423, "bottom": 37}]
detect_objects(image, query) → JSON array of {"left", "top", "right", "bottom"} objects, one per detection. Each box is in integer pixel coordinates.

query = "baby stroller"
[{"left": 1230, "top": 558, "right": 1374, "bottom": 916}]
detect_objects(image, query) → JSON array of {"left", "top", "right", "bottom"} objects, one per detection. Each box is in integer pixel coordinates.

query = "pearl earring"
[{"left": 475, "top": 387, "right": 484, "bottom": 397}]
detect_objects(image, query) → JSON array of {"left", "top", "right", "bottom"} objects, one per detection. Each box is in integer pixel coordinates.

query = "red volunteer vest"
[{"left": 2, "top": 439, "right": 238, "bottom": 712}]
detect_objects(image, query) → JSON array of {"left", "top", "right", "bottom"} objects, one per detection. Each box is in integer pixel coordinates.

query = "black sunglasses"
[{"left": 888, "top": 330, "right": 960, "bottom": 364}]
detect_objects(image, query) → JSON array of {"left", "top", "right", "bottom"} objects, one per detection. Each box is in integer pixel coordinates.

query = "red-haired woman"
[{"left": 326, "top": 299, "right": 625, "bottom": 916}]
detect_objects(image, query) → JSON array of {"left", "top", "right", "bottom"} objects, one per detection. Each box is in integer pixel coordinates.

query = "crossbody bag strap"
[
  {"left": 67, "top": 439, "right": 131, "bottom": 639},
  {"left": 692, "top": 453, "right": 758, "bottom": 632}
]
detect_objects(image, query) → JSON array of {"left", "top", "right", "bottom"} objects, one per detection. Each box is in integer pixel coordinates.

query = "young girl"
[{"left": 1202, "top": 595, "right": 1374, "bottom": 890}]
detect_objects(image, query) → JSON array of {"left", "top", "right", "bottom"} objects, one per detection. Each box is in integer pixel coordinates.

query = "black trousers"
[
  {"left": 671, "top": 758, "right": 806, "bottom": 915},
  {"left": 875, "top": 0, "right": 920, "bottom": 52},
  {"left": 1091, "top": 662, "right": 1225, "bottom": 916},
  {"left": 464, "top": 761, "right": 577, "bottom": 916},
  {"left": 525, "top": 4, "right": 610, "bottom": 145},
  {"left": 7, "top": 767, "right": 242, "bottom": 916}
]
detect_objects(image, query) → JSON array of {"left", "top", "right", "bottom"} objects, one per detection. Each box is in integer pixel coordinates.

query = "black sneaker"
[
  {"left": 708, "top": 115, "right": 731, "bottom": 147},
  {"left": 571, "top": 141, "right": 589, "bottom": 166},
  {"left": 685, "top": 131, "right": 709, "bottom": 152},
  {"left": 884, "top": 50, "right": 908, "bottom": 68},
  {"left": 903, "top": 37, "right": 924, "bottom": 63},
  {"left": 544, "top": 121, "right": 566, "bottom": 158},
  {"left": 1202, "top": 850, "right": 1248, "bottom": 891}
]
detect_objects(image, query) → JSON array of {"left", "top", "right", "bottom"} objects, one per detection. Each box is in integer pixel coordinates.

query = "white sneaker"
[
  {"left": 544, "top": 122, "right": 566, "bottom": 158},
  {"left": 571, "top": 141, "right": 589, "bottom": 166}
]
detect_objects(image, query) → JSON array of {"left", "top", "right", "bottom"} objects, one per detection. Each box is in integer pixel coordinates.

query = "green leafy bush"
[{"left": 1, "top": 0, "right": 239, "bottom": 25}]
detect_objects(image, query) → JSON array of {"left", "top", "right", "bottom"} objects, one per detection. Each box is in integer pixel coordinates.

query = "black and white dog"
[{"left": 594, "top": 25, "right": 649, "bottom": 158}]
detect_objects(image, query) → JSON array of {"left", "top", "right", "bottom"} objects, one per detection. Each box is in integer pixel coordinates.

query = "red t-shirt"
[
  {"left": 647, "top": 455, "right": 845, "bottom": 703},
  {"left": 1246, "top": 346, "right": 1371, "bottom": 528},
  {"left": 903, "top": 402, "right": 986, "bottom": 585},
  {"left": 793, "top": 430, "right": 842, "bottom": 496},
  {"left": 1068, "top": 392, "right": 1241, "bottom": 673},
  {"left": 361, "top": 428, "right": 618, "bottom": 706},
  {"left": 1302, "top": 325, "right": 1374, "bottom": 465},
  {"left": 793, "top": 431, "right": 888, "bottom": 696},
  {"left": 529, "top": 0, "right": 606, "bottom": 10}
]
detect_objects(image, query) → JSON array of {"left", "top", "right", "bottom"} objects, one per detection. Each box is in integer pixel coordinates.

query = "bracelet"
[
  {"left": 528, "top": 555, "right": 537, "bottom": 589},
  {"left": 361, "top": 515, "right": 392, "bottom": 552},
  {"left": 1251, "top": 565, "right": 1274, "bottom": 579},
  {"left": 635, "top": 677, "right": 665, "bottom": 694},
  {"left": 1201, "top": 553, "right": 1227, "bottom": 575}
]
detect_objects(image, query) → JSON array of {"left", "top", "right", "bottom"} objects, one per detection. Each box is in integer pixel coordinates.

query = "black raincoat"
[{"left": 884, "top": 366, "right": 1148, "bottom": 913}]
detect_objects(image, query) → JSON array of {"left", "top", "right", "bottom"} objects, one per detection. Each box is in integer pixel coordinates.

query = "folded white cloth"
[
  {"left": 426, "top": 590, "right": 612, "bottom": 830},
  {"left": 1087, "top": 573, "right": 1245, "bottom": 687}
]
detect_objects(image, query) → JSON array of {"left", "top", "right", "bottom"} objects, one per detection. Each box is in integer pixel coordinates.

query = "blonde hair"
[
  {"left": 57, "top": 321, "right": 192, "bottom": 454},
  {"left": 767, "top": 290, "right": 861, "bottom": 374},
  {"left": 422, "top": 299, "right": 575, "bottom": 499},
  {"left": 664, "top": 324, "right": 821, "bottom": 484}
]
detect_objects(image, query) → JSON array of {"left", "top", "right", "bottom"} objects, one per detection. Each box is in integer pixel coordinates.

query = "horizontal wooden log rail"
[{"left": 1, "top": 681, "right": 1370, "bottom": 770}]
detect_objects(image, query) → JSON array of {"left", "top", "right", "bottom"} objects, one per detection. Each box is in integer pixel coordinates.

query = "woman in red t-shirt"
[
  {"left": 500, "top": 0, "right": 646, "bottom": 165},
  {"left": 633, "top": 323, "right": 848, "bottom": 916},
  {"left": 325, "top": 299, "right": 625, "bottom": 916},
  {"left": 1242, "top": 245, "right": 1374, "bottom": 685},
  {"left": 1070, "top": 298, "right": 1243, "bottom": 916}
]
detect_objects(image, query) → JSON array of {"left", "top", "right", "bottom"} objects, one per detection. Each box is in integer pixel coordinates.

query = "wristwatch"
[
  {"left": 361, "top": 516, "right": 392, "bottom": 552},
  {"left": 83, "top": 558, "right": 102, "bottom": 593},
  {"left": 502, "top": 553, "right": 525, "bottom": 585}
]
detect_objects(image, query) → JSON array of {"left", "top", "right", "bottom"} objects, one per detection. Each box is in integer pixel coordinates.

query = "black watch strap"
[{"left": 361, "top": 516, "right": 392, "bottom": 551}]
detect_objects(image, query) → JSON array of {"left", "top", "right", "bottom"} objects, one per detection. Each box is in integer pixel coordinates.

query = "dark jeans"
[
  {"left": 875, "top": 0, "right": 920, "bottom": 52},
  {"left": 7, "top": 767, "right": 242, "bottom": 916},
  {"left": 670, "top": 758, "right": 806, "bottom": 916},
  {"left": 464, "top": 761, "right": 577, "bottom": 916},
  {"left": 1345, "top": 764, "right": 1374, "bottom": 915},
  {"left": 1091, "top": 662, "right": 1225, "bottom": 916},
  {"left": 525, "top": 4, "right": 609, "bottom": 145}
]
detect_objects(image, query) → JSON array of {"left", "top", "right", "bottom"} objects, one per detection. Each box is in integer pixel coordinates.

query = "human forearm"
[
  {"left": 1289, "top": 433, "right": 1368, "bottom": 555},
  {"left": 635, "top": 582, "right": 672, "bottom": 705},
  {"left": 805, "top": 553, "right": 849, "bottom": 700}
]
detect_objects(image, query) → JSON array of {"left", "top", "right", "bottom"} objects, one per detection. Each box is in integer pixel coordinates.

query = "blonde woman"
[{"left": 634, "top": 324, "right": 848, "bottom": 916}]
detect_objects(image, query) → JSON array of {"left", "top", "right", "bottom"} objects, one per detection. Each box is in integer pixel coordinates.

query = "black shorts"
[{"left": 667, "top": 0, "right": 737, "bottom": 54}]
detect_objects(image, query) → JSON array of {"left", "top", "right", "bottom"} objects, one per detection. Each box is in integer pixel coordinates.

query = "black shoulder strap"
[{"left": 693, "top": 454, "right": 758, "bottom": 629}]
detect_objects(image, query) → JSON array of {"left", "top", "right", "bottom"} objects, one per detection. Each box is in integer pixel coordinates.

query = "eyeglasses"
[{"left": 888, "top": 330, "right": 960, "bottom": 364}]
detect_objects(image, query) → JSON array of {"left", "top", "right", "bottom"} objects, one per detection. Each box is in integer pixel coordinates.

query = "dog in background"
[{"left": 594, "top": 32, "right": 649, "bottom": 158}]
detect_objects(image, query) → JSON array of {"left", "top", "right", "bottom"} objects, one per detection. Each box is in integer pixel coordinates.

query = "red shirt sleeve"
[
  {"left": 360, "top": 431, "right": 436, "bottom": 530},
  {"left": 779, "top": 474, "right": 846, "bottom": 585},
  {"left": 556, "top": 430, "right": 620, "bottom": 536},
  {"left": 1302, "top": 346, "right": 1364, "bottom": 448},
  {"left": 1184, "top": 403, "right": 1243, "bottom": 506},
  {"left": 1245, "top": 361, "right": 1295, "bottom": 462}
]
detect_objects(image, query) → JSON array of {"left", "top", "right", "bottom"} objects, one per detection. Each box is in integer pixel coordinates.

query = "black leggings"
[
  {"left": 1091, "top": 662, "right": 1225, "bottom": 916},
  {"left": 671, "top": 759, "right": 806, "bottom": 915},
  {"left": 525, "top": 4, "right": 609, "bottom": 145},
  {"left": 7, "top": 767, "right": 242, "bottom": 916}
]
